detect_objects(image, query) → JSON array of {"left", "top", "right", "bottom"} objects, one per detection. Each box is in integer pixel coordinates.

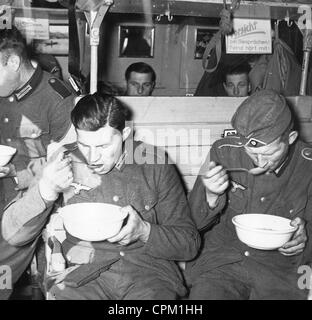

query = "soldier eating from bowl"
[
  {"left": 186, "top": 89, "right": 312, "bottom": 300},
  {"left": 1, "top": 93, "right": 200, "bottom": 300}
]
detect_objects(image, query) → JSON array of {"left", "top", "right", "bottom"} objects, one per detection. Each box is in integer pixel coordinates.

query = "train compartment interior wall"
[{"left": 99, "top": 14, "right": 220, "bottom": 96}]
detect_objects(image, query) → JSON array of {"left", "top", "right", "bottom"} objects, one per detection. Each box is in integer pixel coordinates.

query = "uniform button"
[
  {"left": 260, "top": 197, "right": 266, "bottom": 202},
  {"left": 113, "top": 195, "right": 119, "bottom": 202},
  {"left": 289, "top": 209, "right": 294, "bottom": 214},
  {"left": 3, "top": 117, "right": 9, "bottom": 123},
  {"left": 8, "top": 96, "right": 14, "bottom": 102},
  {"left": 119, "top": 251, "right": 125, "bottom": 257},
  {"left": 145, "top": 205, "right": 150, "bottom": 210},
  {"left": 6, "top": 138, "right": 11, "bottom": 143},
  {"left": 50, "top": 78, "right": 55, "bottom": 83},
  {"left": 244, "top": 251, "right": 250, "bottom": 257}
]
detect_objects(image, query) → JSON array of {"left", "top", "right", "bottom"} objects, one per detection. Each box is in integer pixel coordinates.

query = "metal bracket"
[
  {"left": 84, "top": 2, "right": 113, "bottom": 46},
  {"left": 284, "top": 10, "right": 293, "bottom": 27},
  {"left": 165, "top": 3, "right": 173, "bottom": 22},
  {"left": 156, "top": 3, "right": 173, "bottom": 22}
]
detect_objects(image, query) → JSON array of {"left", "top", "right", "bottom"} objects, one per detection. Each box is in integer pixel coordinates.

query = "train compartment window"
[
  {"left": 194, "top": 27, "right": 218, "bottom": 59},
  {"left": 119, "top": 25, "right": 154, "bottom": 58}
]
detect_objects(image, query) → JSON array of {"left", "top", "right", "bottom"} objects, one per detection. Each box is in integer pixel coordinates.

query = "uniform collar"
[
  {"left": 115, "top": 150, "right": 128, "bottom": 171},
  {"left": 12, "top": 65, "right": 43, "bottom": 101},
  {"left": 273, "top": 143, "right": 296, "bottom": 177}
]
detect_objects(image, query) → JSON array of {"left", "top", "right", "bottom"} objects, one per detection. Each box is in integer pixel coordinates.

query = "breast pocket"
[
  {"left": 14, "top": 122, "right": 49, "bottom": 158},
  {"left": 272, "top": 198, "right": 306, "bottom": 220},
  {"left": 227, "top": 187, "right": 247, "bottom": 214},
  {"left": 128, "top": 190, "right": 158, "bottom": 223}
]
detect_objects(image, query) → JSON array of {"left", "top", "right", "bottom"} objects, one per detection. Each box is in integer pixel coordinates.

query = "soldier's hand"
[
  {"left": 201, "top": 161, "right": 229, "bottom": 208},
  {"left": 39, "top": 151, "right": 73, "bottom": 201},
  {"left": 107, "top": 205, "right": 151, "bottom": 245},
  {"left": 278, "top": 217, "right": 307, "bottom": 256}
]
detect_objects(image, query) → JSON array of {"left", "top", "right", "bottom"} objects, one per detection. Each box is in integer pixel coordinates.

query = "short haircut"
[
  {"left": 0, "top": 26, "right": 28, "bottom": 65},
  {"left": 125, "top": 62, "right": 156, "bottom": 82},
  {"left": 71, "top": 93, "right": 131, "bottom": 133},
  {"left": 97, "top": 81, "right": 123, "bottom": 96},
  {"left": 223, "top": 63, "right": 251, "bottom": 83}
]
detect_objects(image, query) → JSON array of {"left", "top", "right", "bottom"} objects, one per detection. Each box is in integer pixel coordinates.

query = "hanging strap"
[
  {"left": 202, "top": 30, "right": 223, "bottom": 73},
  {"left": 67, "top": 0, "right": 81, "bottom": 80},
  {"left": 201, "top": 0, "right": 238, "bottom": 73}
]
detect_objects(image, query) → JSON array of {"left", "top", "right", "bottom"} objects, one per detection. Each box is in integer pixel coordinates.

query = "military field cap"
[{"left": 231, "top": 89, "right": 293, "bottom": 148}]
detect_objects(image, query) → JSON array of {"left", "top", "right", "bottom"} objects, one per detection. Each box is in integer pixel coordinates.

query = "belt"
[
  {"left": 45, "top": 257, "right": 120, "bottom": 290},
  {"left": 64, "top": 257, "right": 120, "bottom": 287}
]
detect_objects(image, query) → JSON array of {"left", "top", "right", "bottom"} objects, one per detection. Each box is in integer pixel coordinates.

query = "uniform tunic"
[
  {"left": 187, "top": 136, "right": 312, "bottom": 299},
  {"left": 0, "top": 65, "right": 74, "bottom": 299},
  {"left": 0, "top": 64, "right": 74, "bottom": 207},
  {"left": 2, "top": 142, "right": 201, "bottom": 299}
]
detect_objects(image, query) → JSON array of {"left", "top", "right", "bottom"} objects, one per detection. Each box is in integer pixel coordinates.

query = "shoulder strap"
[
  {"left": 201, "top": 4, "right": 232, "bottom": 73},
  {"left": 202, "top": 30, "right": 223, "bottom": 73},
  {"left": 48, "top": 78, "right": 72, "bottom": 99}
]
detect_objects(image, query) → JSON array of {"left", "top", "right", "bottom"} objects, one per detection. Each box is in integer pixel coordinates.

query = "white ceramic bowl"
[
  {"left": 59, "top": 203, "right": 127, "bottom": 242},
  {"left": 232, "top": 214, "right": 297, "bottom": 250},
  {"left": 0, "top": 145, "right": 16, "bottom": 166}
]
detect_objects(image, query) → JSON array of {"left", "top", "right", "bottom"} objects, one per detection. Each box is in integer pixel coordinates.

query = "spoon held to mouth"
[{"left": 226, "top": 162, "right": 269, "bottom": 175}]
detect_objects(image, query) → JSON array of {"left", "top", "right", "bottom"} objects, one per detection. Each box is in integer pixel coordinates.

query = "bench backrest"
[{"left": 118, "top": 96, "right": 312, "bottom": 191}]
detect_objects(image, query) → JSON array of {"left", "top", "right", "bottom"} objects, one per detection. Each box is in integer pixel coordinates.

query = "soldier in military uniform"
[
  {"left": 1, "top": 93, "right": 200, "bottom": 300},
  {"left": 0, "top": 27, "right": 75, "bottom": 299},
  {"left": 187, "top": 89, "right": 312, "bottom": 300}
]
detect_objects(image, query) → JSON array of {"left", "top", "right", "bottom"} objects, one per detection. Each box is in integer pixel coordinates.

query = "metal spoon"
[{"left": 226, "top": 162, "right": 269, "bottom": 176}]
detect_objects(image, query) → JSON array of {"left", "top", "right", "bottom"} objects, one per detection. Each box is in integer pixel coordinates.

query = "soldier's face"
[
  {"left": 245, "top": 138, "right": 288, "bottom": 172},
  {"left": 76, "top": 126, "right": 124, "bottom": 175},
  {"left": 126, "top": 72, "right": 154, "bottom": 96},
  {"left": 244, "top": 131, "right": 297, "bottom": 173},
  {"left": 0, "top": 53, "right": 19, "bottom": 97},
  {"left": 223, "top": 73, "right": 250, "bottom": 97}
]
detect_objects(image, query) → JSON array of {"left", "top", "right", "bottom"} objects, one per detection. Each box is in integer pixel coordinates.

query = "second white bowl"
[{"left": 232, "top": 213, "right": 296, "bottom": 250}]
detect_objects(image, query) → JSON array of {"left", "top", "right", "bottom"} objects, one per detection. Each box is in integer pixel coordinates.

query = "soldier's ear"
[
  {"left": 288, "top": 131, "right": 298, "bottom": 145},
  {"left": 223, "top": 82, "right": 228, "bottom": 94},
  {"left": 7, "top": 54, "right": 21, "bottom": 72},
  {"left": 122, "top": 126, "right": 132, "bottom": 141}
]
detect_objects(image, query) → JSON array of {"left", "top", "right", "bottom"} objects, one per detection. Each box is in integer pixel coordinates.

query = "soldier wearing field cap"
[{"left": 187, "top": 89, "right": 312, "bottom": 300}]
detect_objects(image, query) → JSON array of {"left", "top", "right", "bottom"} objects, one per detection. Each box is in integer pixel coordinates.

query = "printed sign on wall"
[{"left": 226, "top": 18, "right": 272, "bottom": 54}]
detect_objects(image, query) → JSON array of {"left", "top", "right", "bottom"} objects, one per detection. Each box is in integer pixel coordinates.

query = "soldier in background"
[
  {"left": 223, "top": 63, "right": 251, "bottom": 97},
  {"left": 0, "top": 26, "right": 76, "bottom": 299},
  {"left": 125, "top": 62, "right": 156, "bottom": 96}
]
